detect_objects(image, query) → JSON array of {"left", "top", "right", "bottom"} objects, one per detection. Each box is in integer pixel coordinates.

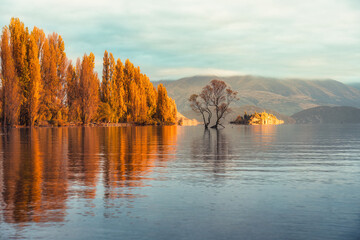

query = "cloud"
[
  {"left": 1, "top": 0, "right": 360, "bottom": 82},
  {"left": 154, "top": 67, "right": 245, "bottom": 80}
]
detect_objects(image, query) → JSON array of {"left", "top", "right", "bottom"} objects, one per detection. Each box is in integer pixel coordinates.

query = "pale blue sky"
[{"left": 1, "top": 0, "right": 360, "bottom": 82}]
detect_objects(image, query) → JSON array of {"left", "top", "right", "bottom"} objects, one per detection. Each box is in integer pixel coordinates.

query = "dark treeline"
[{"left": 0, "top": 18, "right": 177, "bottom": 127}]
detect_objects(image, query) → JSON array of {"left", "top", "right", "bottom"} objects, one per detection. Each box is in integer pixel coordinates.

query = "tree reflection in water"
[
  {"left": 191, "top": 129, "right": 232, "bottom": 179},
  {"left": 0, "top": 126, "right": 178, "bottom": 224}
]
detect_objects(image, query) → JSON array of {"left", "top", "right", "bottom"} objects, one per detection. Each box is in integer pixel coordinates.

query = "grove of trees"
[{"left": 0, "top": 18, "right": 177, "bottom": 127}]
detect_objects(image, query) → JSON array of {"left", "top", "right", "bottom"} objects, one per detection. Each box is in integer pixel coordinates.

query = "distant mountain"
[
  {"left": 153, "top": 75, "right": 360, "bottom": 116},
  {"left": 291, "top": 106, "right": 360, "bottom": 124},
  {"left": 348, "top": 83, "right": 360, "bottom": 91}
]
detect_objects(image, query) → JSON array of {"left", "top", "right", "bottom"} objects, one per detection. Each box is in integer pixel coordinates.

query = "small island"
[{"left": 230, "top": 111, "right": 284, "bottom": 125}]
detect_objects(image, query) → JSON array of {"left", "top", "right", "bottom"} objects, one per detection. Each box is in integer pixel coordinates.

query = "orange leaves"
[
  {"left": 1, "top": 26, "right": 21, "bottom": 126},
  {"left": 1, "top": 19, "right": 177, "bottom": 126},
  {"left": 156, "top": 84, "right": 177, "bottom": 123},
  {"left": 99, "top": 51, "right": 176, "bottom": 125},
  {"left": 79, "top": 53, "right": 100, "bottom": 124},
  {"left": 27, "top": 34, "right": 42, "bottom": 126}
]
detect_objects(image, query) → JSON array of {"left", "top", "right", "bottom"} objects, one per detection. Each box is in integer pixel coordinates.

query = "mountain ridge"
[
  {"left": 153, "top": 75, "right": 360, "bottom": 116},
  {"left": 292, "top": 106, "right": 360, "bottom": 124}
]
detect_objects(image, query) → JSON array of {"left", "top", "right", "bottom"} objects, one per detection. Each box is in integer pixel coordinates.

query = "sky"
[{"left": 1, "top": 0, "right": 360, "bottom": 82}]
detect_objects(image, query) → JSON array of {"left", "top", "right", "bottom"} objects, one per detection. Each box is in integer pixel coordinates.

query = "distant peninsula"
[
  {"left": 292, "top": 106, "right": 360, "bottom": 124},
  {"left": 230, "top": 112, "right": 284, "bottom": 125}
]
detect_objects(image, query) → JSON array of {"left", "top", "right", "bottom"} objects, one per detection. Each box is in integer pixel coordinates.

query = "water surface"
[{"left": 0, "top": 125, "right": 360, "bottom": 239}]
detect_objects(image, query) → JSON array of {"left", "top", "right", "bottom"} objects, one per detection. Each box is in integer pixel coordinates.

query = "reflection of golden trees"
[
  {"left": 102, "top": 126, "right": 177, "bottom": 200},
  {"left": 0, "top": 126, "right": 178, "bottom": 224},
  {"left": 243, "top": 125, "right": 277, "bottom": 147},
  {"left": 1, "top": 128, "right": 68, "bottom": 223},
  {"left": 67, "top": 127, "right": 101, "bottom": 199},
  {"left": 38, "top": 128, "right": 68, "bottom": 222},
  {"left": 2, "top": 128, "right": 22, "bottom": 223}
]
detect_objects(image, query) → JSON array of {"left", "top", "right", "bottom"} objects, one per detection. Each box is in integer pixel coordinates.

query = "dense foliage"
[
  {"left": 230, "top": 111, "right": 284, "bottom": 125},
  {"left": 0, "top": 18, "right": 177, "bottom": 126}
]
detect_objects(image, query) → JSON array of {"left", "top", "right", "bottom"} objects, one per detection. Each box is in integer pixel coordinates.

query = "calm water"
[{"left": 0, "top": 125, "right": 360, "bottom": 240}]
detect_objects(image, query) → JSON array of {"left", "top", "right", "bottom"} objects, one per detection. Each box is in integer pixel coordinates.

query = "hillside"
[
  {"left": 153, "top": 75, "right": 360, "bottom": 116},
  {"left": 291, "top": 106, "right": 360, "bottom": 124},
  {"left": 348, "top": 83, "right": 360, "bottom": 91}
]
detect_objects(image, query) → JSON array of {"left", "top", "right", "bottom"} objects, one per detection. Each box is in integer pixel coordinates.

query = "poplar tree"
[
  {"left": 101, "top": 50, "right": 110, "bottom": 103},
  {"left": 31, "top": 27, "right": 46, "bottom": 60},
  {"left": 9, "top": 18, "right": 30, "bottom": 125},
  {"left": 156, "top": 84, "right": 176, "bottom": 123},
  {"left": 1, "top": 18, "right": 177, "bottom": 126},
  {"left": 79, "top": 53, "right": 100, "bottom": 124},
  {"left": 27, "top": 34, "right": 42, "bottom": 126},
  {"left": 0, "top": 27, "right": 20, "bottom": 126},
  {"left": 143, "top": 74, "right": 157, "bottom": 119},
  {"left": 111, "top": 58, "right": 126, "bottom": 122}
]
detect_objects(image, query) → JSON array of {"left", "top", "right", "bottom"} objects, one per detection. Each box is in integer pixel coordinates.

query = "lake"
[{"left": 0, "top": 125, "right": 360, "bottom": 240}]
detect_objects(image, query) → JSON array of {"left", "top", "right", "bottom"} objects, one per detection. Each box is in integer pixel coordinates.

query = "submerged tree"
[
  {"left": 209, "top": 80, "right": 238, "bottom": 128},
  {"left": 189, "top": 93, "right": 212, "bottom": 129},
  {"left": 189, "top": 79, "right": 238, "bottom": 129}
]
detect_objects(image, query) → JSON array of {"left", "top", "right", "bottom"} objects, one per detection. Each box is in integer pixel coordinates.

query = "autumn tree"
[
  {"left": 99, "top": 51, "right": 118, "bottom": 122},
  {"left": 79, "top": 53, "right": 100, "bottom": 124},
  {"left": 156, "top": 84, "right": 167, "bottom": 122},
  {"left": 130, "top": 66, "right": 148, "bottom": 123},
  {"left": 8, "top": 18, "right": 30, "bottom": 125},
  {"left": 102, "top": 51, "right": 110, "bottom": 97},
  {"left": 156, "top": 84, "right": 176, "bottom": 123},
  {"left": 143, "top": 74, "right": 157, "bottom": 119},
  {"left": 111, "top": 58, "right": 126, "bottom": 121},
  {"left": 31, "top": 27, "right": 46, "bottom": 60},
  {"left": 123, "top": 59, "right": 134, "bottom": 102},
  {"left": 208, "top": 80, "right": 238, "bottom": 128},
  {"left": 27, "top": 34, "right": 42, "bottom": 126},
  {"left": 0, "top": 26, "right": 21, "bottom": 126},
  {"left": 189, "top": 79, "right": 238, "bottom": 129},
  {"left": 1, "top": 18, "right": 177, "bottom": 126},
  {"left": 189, "top": 93, "right": 212, "bottom": 129},
  {"left": 101, "top": 50, "right": 112, "bottom": 103},
  {"left": 2, "top": 18, "right": 42, "bottom": 126},
  {"left": 91, "top": 51, "right": 173, "bottom": 125},
  {"left": 39, "top": 32, "right": 67, "bottom": 123},
  {"left": 66, "top": 61, "right": 81, "bottom": 122}
]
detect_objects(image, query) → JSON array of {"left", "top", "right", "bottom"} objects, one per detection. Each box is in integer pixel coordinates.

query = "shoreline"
[{"left": 2, "top": 122, "right": 179, "bottom": 129}]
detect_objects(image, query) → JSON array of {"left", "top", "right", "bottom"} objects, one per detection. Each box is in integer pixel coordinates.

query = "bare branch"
[{"left": 189, "top": 79, "right": 238, "bottom": 129}]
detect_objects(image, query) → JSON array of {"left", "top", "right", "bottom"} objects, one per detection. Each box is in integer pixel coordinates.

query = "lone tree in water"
[
  {"left": 189, "top": 92, "right": 212, "bottom": 129},
  {"left": 189, "top": 79, "right": 238, "bottom": 129}
]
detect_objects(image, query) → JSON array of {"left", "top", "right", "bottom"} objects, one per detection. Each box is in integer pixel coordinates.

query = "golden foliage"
[
  {"left": 0, "top": 18, "right": 177, "bottom": 126},
  {"left": 1, "top": 26, "right": 21, "bottom": 126},
  {"left": 231, "top": 111, "right": 284, "bottom": 125}
]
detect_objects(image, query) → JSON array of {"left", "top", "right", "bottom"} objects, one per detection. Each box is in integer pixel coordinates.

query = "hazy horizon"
[
  {"left": 151, "top": 74, "right": 360, "bottom": 84},
  {"left": 1, "top": 0, "right": 359, "bottom": 83}
]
